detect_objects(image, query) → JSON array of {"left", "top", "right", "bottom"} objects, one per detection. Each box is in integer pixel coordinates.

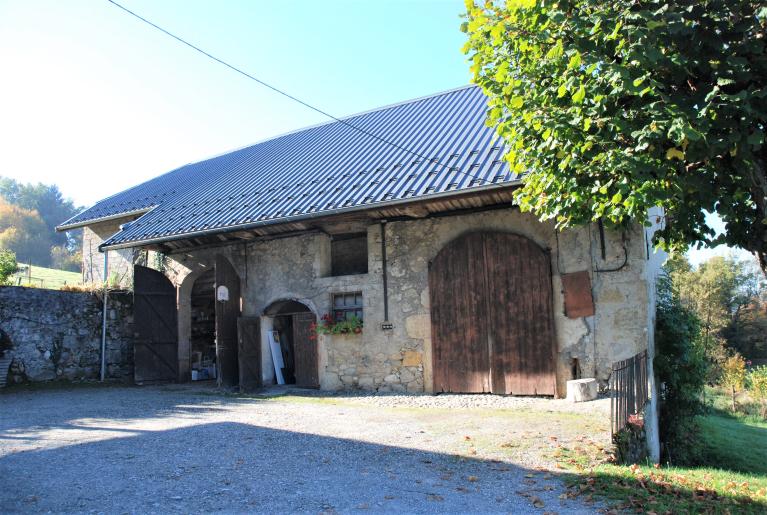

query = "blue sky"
[{"left": 0, "top": 0, "right": 751, "bottom": 266}]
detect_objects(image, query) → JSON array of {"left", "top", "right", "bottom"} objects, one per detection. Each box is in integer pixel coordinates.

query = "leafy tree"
[
  {"left": 654, "top": 270, "right": 707, "bottom": 464},
  {"left": 725, "top": 300, "right": 767, "bottom": 358},
  {"left": 0, "top": 177, "right": 80, "bottom": 250},
  {"left": 463, "top": 0, "right": 767, "bottom": 276},
  {"left": 720, "top": 354, "right": 747, "bottom": 411},
  {"left": 50, "top": 244, "right": 81, "bottom": 273},
  {"left": 748, "top": 366, "right": 767, "bottom": 418},
  {"left": 0, "top": 248, "right": 18, "bottom": 284},
  {"left": 0, "top": 199, "right": 51, "bottom": 266},
  {"left": 0, "top": 177, "right": 82, "bottom": 267},
  {"left": 669, "top": 253, "right": 767, "bottom": 358}
]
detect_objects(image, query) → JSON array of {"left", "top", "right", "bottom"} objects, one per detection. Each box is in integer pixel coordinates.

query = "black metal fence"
[{"left": 610, "top": 350, "right": 649, "bottom": 435}]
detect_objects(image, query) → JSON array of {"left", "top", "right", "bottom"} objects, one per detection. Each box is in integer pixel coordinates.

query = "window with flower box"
[{"left": 332, "top": 292, "right": 363, "bottom": 322}]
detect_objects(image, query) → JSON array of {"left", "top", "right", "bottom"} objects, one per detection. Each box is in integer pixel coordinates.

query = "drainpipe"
[
  {"left": 100, "top": 250, "right": 109, "bottom": 382},
  {"left": 380, "top": 221, "right": 391, "bottom": 327}
]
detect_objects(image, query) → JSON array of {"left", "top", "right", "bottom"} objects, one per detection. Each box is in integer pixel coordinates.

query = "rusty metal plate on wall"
[{"left": 561, "top": 270, "right": 594, "bottom": 318}]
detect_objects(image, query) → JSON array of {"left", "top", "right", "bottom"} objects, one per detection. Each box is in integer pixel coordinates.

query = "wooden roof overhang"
[{"left": 124, "top": 185, "right": 520, "bottom": 256}]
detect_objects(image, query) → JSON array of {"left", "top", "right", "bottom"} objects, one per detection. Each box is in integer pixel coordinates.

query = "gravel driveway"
[{"left": 0, "top": 384, "right": 610, "bottom": 514}]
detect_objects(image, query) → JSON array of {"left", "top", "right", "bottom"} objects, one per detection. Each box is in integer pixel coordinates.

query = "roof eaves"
[
  {"left": 56, "top": 207, "right": 156, "bottom": 232},
  {"left": 99, "top": 179, "right": 521, "bottom": 251}
]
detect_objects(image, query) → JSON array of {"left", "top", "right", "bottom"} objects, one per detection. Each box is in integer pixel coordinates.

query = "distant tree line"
[
  {"left": 666, "top": 254, "right": 767, "bottom": 360},
  {"left": 0, "top": 176, "right": 82, "bottom": 272}
]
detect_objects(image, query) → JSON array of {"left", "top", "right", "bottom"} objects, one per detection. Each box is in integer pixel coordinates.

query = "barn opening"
[
  {"left": 264, "top": 300, "right": 318, "bottom": 389},
  {"left": 429, "top": 231, "right": 557, "bottom": 396},
  {"left": 190, "top": 269, "right": 216, "bottom": 381}
]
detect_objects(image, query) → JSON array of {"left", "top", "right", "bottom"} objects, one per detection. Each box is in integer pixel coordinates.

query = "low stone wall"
[
  {"left": 323, "top": 333, "right": 424, "bottom": 392},
  {"left": 0, "top": 286, "right": 134, "bottom": 384}
]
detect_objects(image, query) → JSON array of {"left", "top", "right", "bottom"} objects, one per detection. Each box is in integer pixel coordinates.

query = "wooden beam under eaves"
[{"left": 231, "top": 231, "right": 257, "bottom": 240}]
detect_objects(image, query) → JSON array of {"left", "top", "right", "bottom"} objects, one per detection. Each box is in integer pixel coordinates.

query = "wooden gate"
[
  {"left": 238, "top": 316, "right": 262, "bottom": 392},
  {"left": 429, "top": 232, "right": 556, "bottom": 395},
  {"left": 292, "top": 312, "right": 319, "bottom": 389},
  {"left": 215, "top": 255, "right": 241, "bottom": 388},
  {"left": 133, "top": 265, "right": 178, "bottom": 384}
]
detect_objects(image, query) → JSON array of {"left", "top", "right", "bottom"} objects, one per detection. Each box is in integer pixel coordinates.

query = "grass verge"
[{"left": 556, "top": 391, "right": 767, "bottom": 514}]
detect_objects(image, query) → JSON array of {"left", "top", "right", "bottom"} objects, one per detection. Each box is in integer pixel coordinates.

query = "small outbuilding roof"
[{"left": 59, "top": 85, "right": 521, "bottom": 249}]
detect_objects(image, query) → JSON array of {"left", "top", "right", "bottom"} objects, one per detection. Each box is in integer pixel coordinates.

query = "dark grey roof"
[{"left": 59, "top": 85, "right": 521, "bottom": 249}]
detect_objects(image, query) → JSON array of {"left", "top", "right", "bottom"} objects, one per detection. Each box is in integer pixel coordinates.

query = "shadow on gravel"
[{"left": 1, "top": 420, "right": 588, "bottom": 514}]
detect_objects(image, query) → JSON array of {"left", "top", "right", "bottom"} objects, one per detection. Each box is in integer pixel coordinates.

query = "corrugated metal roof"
[{"left": 60, "top": 85, "right": 521, "bottom": 249}]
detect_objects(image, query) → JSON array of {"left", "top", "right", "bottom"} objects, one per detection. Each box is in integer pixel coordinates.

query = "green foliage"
[
  {"left": 50, "top": 245, "right": 81, "bottom": 272},
  {"left": 654, "top": 270, "right": 707, "bottom": 464},
  {"left": 721, "top": 354, "right": 747, "bottom": 389},
  {"left": 748, "top": 366, "right": 767, "bottom": 418},
  {"left": 0, "top": 198, "right": 51, "bottom": 266},
  {"left": 314, "top": 314, "right": 363, "bottom": 335},
  {"left": 0, "top": 177, "right": 80, "bottom": 251},
  {"left": 463, "top": 0, "right": 767, "bottom": 274},
  {"left": 0, "top": 248, "right": 18, "bottom": 284},
  {"left": 668, "top": 253, "right": 767, "bottom": 359},
  {"left": 721, "top": 353, "right": 748, "bottom": 411}
]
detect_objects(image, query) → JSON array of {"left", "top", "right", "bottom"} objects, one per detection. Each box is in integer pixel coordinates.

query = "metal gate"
[
  {"left": 429, "top": 232, "right": 556, "bottom": 395},
  {"left": 133, "top": 265, "right": 178, "bottom": 384}
]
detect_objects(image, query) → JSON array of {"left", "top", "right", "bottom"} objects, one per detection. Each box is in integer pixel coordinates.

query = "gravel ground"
[{"left": 0, "top": 384, "right": 610, "bottom": 514}]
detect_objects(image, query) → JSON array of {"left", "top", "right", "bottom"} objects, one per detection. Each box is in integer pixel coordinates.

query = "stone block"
[
  {"left": 402, "top": 351, "right": 422, "bottom": 367},
  {"left": 405, "top": 314, "right": 430, "bottom": 339},
  {"left": 566, "top": 378, "right": 598, "bottom": 402}
]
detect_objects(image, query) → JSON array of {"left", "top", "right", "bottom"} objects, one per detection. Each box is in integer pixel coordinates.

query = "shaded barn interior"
[
  {"left": 190, "top": 269, "right": 216, "bottom": 381},
  {"left": 265, "top": 300, "right": 317, "bottom": 388}
]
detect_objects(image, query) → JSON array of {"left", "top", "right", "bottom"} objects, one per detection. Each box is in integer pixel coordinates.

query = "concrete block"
[{"left": 566, "top": 378, "right": 598, "bottom": 402}]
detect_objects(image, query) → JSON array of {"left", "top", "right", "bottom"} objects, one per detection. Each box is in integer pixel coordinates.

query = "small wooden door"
[
  {"left": 429, "top": 232, "right": 556, "bottom": 395},
  {"left": 133, "top": 265, "right": 178, "bottom": 384},
  {"left": 215, "top": 255, "right": 241, "bottom": 388},
  {"left": 238, "top": 317, "right": 262, "bottom": 392},
  {"left": 292, "top": 312, "right": 319, "bottom": 389}
]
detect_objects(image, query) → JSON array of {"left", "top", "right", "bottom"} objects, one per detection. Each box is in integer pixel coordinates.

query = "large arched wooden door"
[{"left": 429, "top": 232, "right": 556, "bottom": 395}]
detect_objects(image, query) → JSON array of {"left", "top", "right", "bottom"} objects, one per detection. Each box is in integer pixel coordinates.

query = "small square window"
[
  {"left": 333, "top": 292, "right": 363, "bottom": 322},
  {"left": 331, "top": 233, "right": 368, "bottom": 276}
]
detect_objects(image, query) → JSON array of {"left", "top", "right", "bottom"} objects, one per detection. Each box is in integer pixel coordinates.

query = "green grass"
[
  {"left": 699, "top": 414, "right": 767, "bottom": 475},
  {"left": 558, "top": 387, "right": 767, "bottom": 513},
  {"left": 10, "top": 265, "right": 81, "bottom": 289}
]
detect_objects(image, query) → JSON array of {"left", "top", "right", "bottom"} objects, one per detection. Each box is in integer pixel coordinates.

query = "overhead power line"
[{"left": 105, "top": 0, "right": 494, "bottom": 185}]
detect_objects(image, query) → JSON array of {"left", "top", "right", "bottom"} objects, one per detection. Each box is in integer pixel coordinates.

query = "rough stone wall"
[
  {"left": 82, "top": 218, "right": 138, "bottom": 287},
  {"left": 0, "top": 286, "right": 133, "bottom": 383},
  {"left": 162, "top": 206, "right": 661, "bottom": 396}
]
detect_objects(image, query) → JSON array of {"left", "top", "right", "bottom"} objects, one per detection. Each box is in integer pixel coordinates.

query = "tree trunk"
[
  {"left": 731, "top": 385, "right": 737, "bottom": 412},
  {"left": 756, "top": 250, "right": 767, "bottom": 280},
  {"left": 750, "top": 160, "right": 767, "bottom": 279}
]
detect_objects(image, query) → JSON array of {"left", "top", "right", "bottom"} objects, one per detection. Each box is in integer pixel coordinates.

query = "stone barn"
[{"left": 58, "top": 85, "right": 666, "bottom": 397}]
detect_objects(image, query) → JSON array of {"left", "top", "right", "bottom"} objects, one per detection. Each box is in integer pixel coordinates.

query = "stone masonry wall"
[
  {"left": 162, "top": 206, "right": 661, "bottom": 396},
  {"left": 0, "top": 286, "right": 133, "bottom": 384}
]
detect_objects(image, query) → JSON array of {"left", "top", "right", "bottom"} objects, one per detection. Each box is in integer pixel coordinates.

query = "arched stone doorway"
[
  {"left": 429, "top": 231, "right": 556, "bottom": 395},
  {"left": 263, "top": 300, "right": 318, "bottom": 389}
]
